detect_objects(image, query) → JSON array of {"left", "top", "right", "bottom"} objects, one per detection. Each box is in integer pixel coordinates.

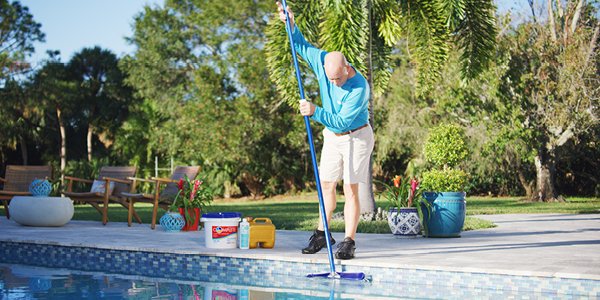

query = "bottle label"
[{"left": 240, "top": 235, "right": 249, "bottom": 248}]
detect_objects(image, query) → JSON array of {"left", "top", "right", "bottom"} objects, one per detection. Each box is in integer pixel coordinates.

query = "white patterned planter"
[{"left": 387, "top": 207, "right": 421, "bottom": 237}]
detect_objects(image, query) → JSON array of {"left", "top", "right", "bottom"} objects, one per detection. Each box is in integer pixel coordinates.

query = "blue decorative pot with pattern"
[
  {"left": 28, "top": 179, "right": 52, "bottom": 197},
  {"left": 159, "top": 212, "right": 185, "bottom": 232},
  {"left": 421, "top": 192, "right": 466, "bottom": 237},
  {"left": 387, "top": 207, "right": 421, "bottom": 237}
]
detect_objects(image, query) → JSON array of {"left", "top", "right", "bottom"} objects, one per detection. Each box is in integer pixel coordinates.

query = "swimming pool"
[{"left": 0, "top": 263, "right": 593, "bottom": 299}]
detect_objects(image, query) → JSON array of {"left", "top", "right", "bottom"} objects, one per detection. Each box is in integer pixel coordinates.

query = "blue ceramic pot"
[
  {"left": 29, "top": 179, "right": 52, "bottom": 197},
  {"left": 159, "top": 212, "right": 185, "bottom": 232},
  {"left": 421, "top": 191, "right": 466, "bottom": 237},
  {"left": 387, "top": 207, "right": 421, "bottom": 237}
]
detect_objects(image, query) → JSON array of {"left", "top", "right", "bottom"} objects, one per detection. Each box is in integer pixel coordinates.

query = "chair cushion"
[{"left": 90, "top": 180, "right": 115, "bottom": 194}]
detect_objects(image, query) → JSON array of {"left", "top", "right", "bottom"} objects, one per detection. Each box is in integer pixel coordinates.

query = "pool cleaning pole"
[{"left": 280, "top": 0, "right": 365, "bottom": 280}]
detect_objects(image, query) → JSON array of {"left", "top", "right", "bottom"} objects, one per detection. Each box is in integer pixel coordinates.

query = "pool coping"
[
  {"left": 1, "top": 236, "right": 598, "bottom": 281},
  {"left": 1, "top": 213, "right": 599, "bottom": 297}
]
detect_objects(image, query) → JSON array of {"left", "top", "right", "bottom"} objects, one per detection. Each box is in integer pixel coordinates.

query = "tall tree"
[
  {"left": 493, "top": 0, "right": 599, "bottom": 201},
  {"left": 265, "top": 0, "right": 497, "bottom": 213},
  {"left": 68, "top": 46, "right": 133, "bottom": 162},
  {"left": 31, "top": 56, "right": 77, "bottom": 175},
  {"left": 0, "top": 79, "right": 38, "bottom": 164},
  {"left": 0, "top": 0, "right": 44, "bottom": 164},
  {"left": 0, "top": 0, "right": 44, "bottom": 80},
  {"left": 122, "top": 0, "right": 304, "bottom": 197}
]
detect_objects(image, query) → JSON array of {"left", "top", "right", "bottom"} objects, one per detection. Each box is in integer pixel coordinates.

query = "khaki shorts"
[{"left": 319, "top": 124, "right": 375, "bottom": 184}]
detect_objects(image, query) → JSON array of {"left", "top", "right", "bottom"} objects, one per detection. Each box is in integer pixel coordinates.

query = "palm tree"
[
  {"left": 68, "top": 47, "right": 131, "bottom": 162},
  {"left": 265, "top": 0, "right": 497, "bottom": 213}
]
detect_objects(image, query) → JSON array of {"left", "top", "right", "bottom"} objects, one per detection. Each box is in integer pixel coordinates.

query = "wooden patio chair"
[
  {"left": 123, "top": 166, "right": 200, "bottom": 229},
  {"left": 0, "top": 165, "right": 53, "bottom": 219},
  {"left": 63, "top": 166, "right": 138, "bottom": 225}
]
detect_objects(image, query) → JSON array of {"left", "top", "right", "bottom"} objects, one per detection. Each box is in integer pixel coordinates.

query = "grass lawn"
[{"left": 3, "top": 194, "right": 597, "bottom": 234}]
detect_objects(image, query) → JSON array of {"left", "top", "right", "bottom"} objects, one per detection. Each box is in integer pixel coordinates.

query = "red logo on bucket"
[
  {"left": 212, "top": 226, "right": 237, "bottom": 239},
  {"left": 211, "top": 290, "right": 236, "bottom": 300}
]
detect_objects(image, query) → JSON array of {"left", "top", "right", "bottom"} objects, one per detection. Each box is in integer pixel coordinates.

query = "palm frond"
[
  {"left": 369, "top": 33, "right": 393, "bottom": 96},
  {"left": 264, "top": 0, "right": 322, "bottom": 108},
  {"left": 455, "top": 0, "right": 497, "bottom": 79},
  {"left": 373, "top": 0, "right": 404, "bottom": 47},
  {"left": 295, "top": 0, "right": 323, "bottom": 44},
  {"left": 440, "top": 0, "right": 466, "bottom": 30},
  {"left": 369, "top": 0, "right": 405, "bottom": 96},
  {"left": 320, "top": 0, "right": 369, "bottom": 74},
  {"left": 406, "top": 0, "right": 450, "bottom": 96},
  {"left": 265, "top": 18, "right": 301, "bottom": 107}
]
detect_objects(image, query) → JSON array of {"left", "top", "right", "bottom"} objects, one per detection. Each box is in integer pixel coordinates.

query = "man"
[{"left": 277, "top": 2, "right": 374, "bottom": 260}]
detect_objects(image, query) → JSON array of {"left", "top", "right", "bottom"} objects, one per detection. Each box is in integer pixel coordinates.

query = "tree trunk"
[
  {"left": 19, "top": 137, "right": 28, "bottom": 165},
  {"left": 359, "top": 0, "right": 376, "bottom": 215},
  {"left": 87, "top": 125, "right": 93, "bottom": 162},
  {"left": 517, "top": 168, "right": 534, "bottom": 199},
  {"left": 57, "top": 107, "right": 67, "bottom": 180},
  {"left": 533, "top": 148, "right": 563, "bottom": 202},
  {"left": 546, "top": 0, "right": 558, "bottom": 42},
  {"left": 570, "top": 0, "right": 584, "bottom": 34}
]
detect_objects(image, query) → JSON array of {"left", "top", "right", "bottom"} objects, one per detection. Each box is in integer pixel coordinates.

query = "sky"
[
  {"left": 20, "top": 0, "right": 528, "bottom": 69},
  {"left": 21, "top": 0, "right": 163, "bottom": 68}
]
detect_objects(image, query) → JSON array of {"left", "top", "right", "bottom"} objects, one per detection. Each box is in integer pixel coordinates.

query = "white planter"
[
  {"left": 10, "top": 196, "right": 74, "bottom": 227},
  {"left": 387, "top": 207, "right": 420, "bottom": 237}
]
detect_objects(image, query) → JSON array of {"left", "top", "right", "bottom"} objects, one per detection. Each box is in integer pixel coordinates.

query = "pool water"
[
  {"left": 0, "top": 264, "right": 392, "bottom": 300},
  {"left": 0, "top": 263, "right": 590, "bottom": 299}
]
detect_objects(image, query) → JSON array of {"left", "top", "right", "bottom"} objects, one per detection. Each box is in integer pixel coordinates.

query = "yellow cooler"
[{"left": 249, "top": 218, "right": 276, "bottom": 249}]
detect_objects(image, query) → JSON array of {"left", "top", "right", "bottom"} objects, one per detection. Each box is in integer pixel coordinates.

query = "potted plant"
[
  {"left": 420, "top": 123, "right": 470, "bottom": 237},
  {"left": 169, "top": 175, "right": 213, "bottom": 231},
  {"left": 379, "top": 175, "right": 426, "bottom": 237}
]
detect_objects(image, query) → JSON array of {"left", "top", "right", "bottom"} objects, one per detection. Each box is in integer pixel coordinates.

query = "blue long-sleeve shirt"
[{"left": 291, "top": 25, "right": 370, "bottom": 134}]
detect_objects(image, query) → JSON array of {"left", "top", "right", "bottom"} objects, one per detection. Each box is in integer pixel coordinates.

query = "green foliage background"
[{"left": 0, "top": 0, "right": 598, "bottom": 200}]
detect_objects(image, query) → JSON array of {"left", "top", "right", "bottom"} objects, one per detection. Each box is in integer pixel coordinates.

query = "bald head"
[{"left": 324, "top": 51, "right": 353, "bottom": 87}]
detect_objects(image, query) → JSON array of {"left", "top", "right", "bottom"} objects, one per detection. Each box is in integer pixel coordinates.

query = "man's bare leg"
[
  {"left": 317, "top": 180, "right": 337, "bottom": 231},
  {"left": 302, "top": 180, "right": 338, "bottom": 254},
  {"left": 342, "top": 183, "right": 360, "bottom": 239}
]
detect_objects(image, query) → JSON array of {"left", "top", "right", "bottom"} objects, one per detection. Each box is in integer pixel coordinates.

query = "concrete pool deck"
[{"left": 0, "top": 213, "right": 599, "bottom": 282}]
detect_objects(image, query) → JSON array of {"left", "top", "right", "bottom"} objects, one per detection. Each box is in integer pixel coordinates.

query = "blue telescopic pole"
[{"left": 281, "top": 0, "right": 337, "bottom": 276}]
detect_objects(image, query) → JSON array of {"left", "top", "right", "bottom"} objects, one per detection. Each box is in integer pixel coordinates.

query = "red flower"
[
  {"left": 190, "top": 180, "right": 201, "bottom": 201},
  {"left": 177, "top": 178, "right": 184, "bottom": 190},
  {"left": 410, "top": 178, "right": 419, "bottom": 195}
]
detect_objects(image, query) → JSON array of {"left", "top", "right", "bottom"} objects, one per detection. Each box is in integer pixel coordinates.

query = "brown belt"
[{"left": 334, "top": 124, "right": 369, "bottom": 136}]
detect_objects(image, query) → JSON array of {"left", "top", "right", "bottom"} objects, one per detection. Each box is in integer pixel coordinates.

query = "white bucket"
[{"left": 200, "top": 212, "right": 241, "bottom": 249}]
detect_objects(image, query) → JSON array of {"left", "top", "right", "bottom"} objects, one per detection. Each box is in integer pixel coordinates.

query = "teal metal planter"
[{"left": 421, "top": 192, "right": 466, "bottom": 237}]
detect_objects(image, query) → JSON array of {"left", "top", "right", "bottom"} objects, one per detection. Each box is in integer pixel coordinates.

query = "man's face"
[{"left": 325, "top": 64, "right": 348, "bottom": 87}]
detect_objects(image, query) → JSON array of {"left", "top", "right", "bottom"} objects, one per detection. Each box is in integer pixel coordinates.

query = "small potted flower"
[
  {"left": 379, "top": 175, "right": 426, "bottom": 237},
  {"left": 169, "top": 175, "right": 213, "bottom": 231}
]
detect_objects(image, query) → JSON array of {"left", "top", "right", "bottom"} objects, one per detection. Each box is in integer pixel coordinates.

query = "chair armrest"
[
  {"left": 0, "top": 177, "right": 5, "bottom": 183},
  {"left": 127, "top": 177, "right": 155, "bottom": 183},
  {"left": 150, "top": 177, "right": 179, "bottom": 184},
  {"left": 64, "top": 176, "right": 94, "bottom": 184},
  {"left": 103, "top": 177, "right": 132, "bottom": 185}
]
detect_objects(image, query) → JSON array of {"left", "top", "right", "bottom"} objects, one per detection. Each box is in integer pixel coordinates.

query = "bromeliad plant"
[
  {"left": 380, "top": 175, "right": 421, "bottom": 209},
  {"left": 379, "top": 175, "right": 431, "bottom": 236},
  {"left": 169, "top": 175, "right": 213, "bottom": 225}
]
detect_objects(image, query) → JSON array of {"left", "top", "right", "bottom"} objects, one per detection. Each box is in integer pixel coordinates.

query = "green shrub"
[
  {"left": 424, "top": 124, "right": 469, "bottom": 169},
  {"left": 421, "top": 169, "right": 469, "bottom": 192},
  {"left": 422, "top": 123, "right": 470, "bottom": 192}
]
